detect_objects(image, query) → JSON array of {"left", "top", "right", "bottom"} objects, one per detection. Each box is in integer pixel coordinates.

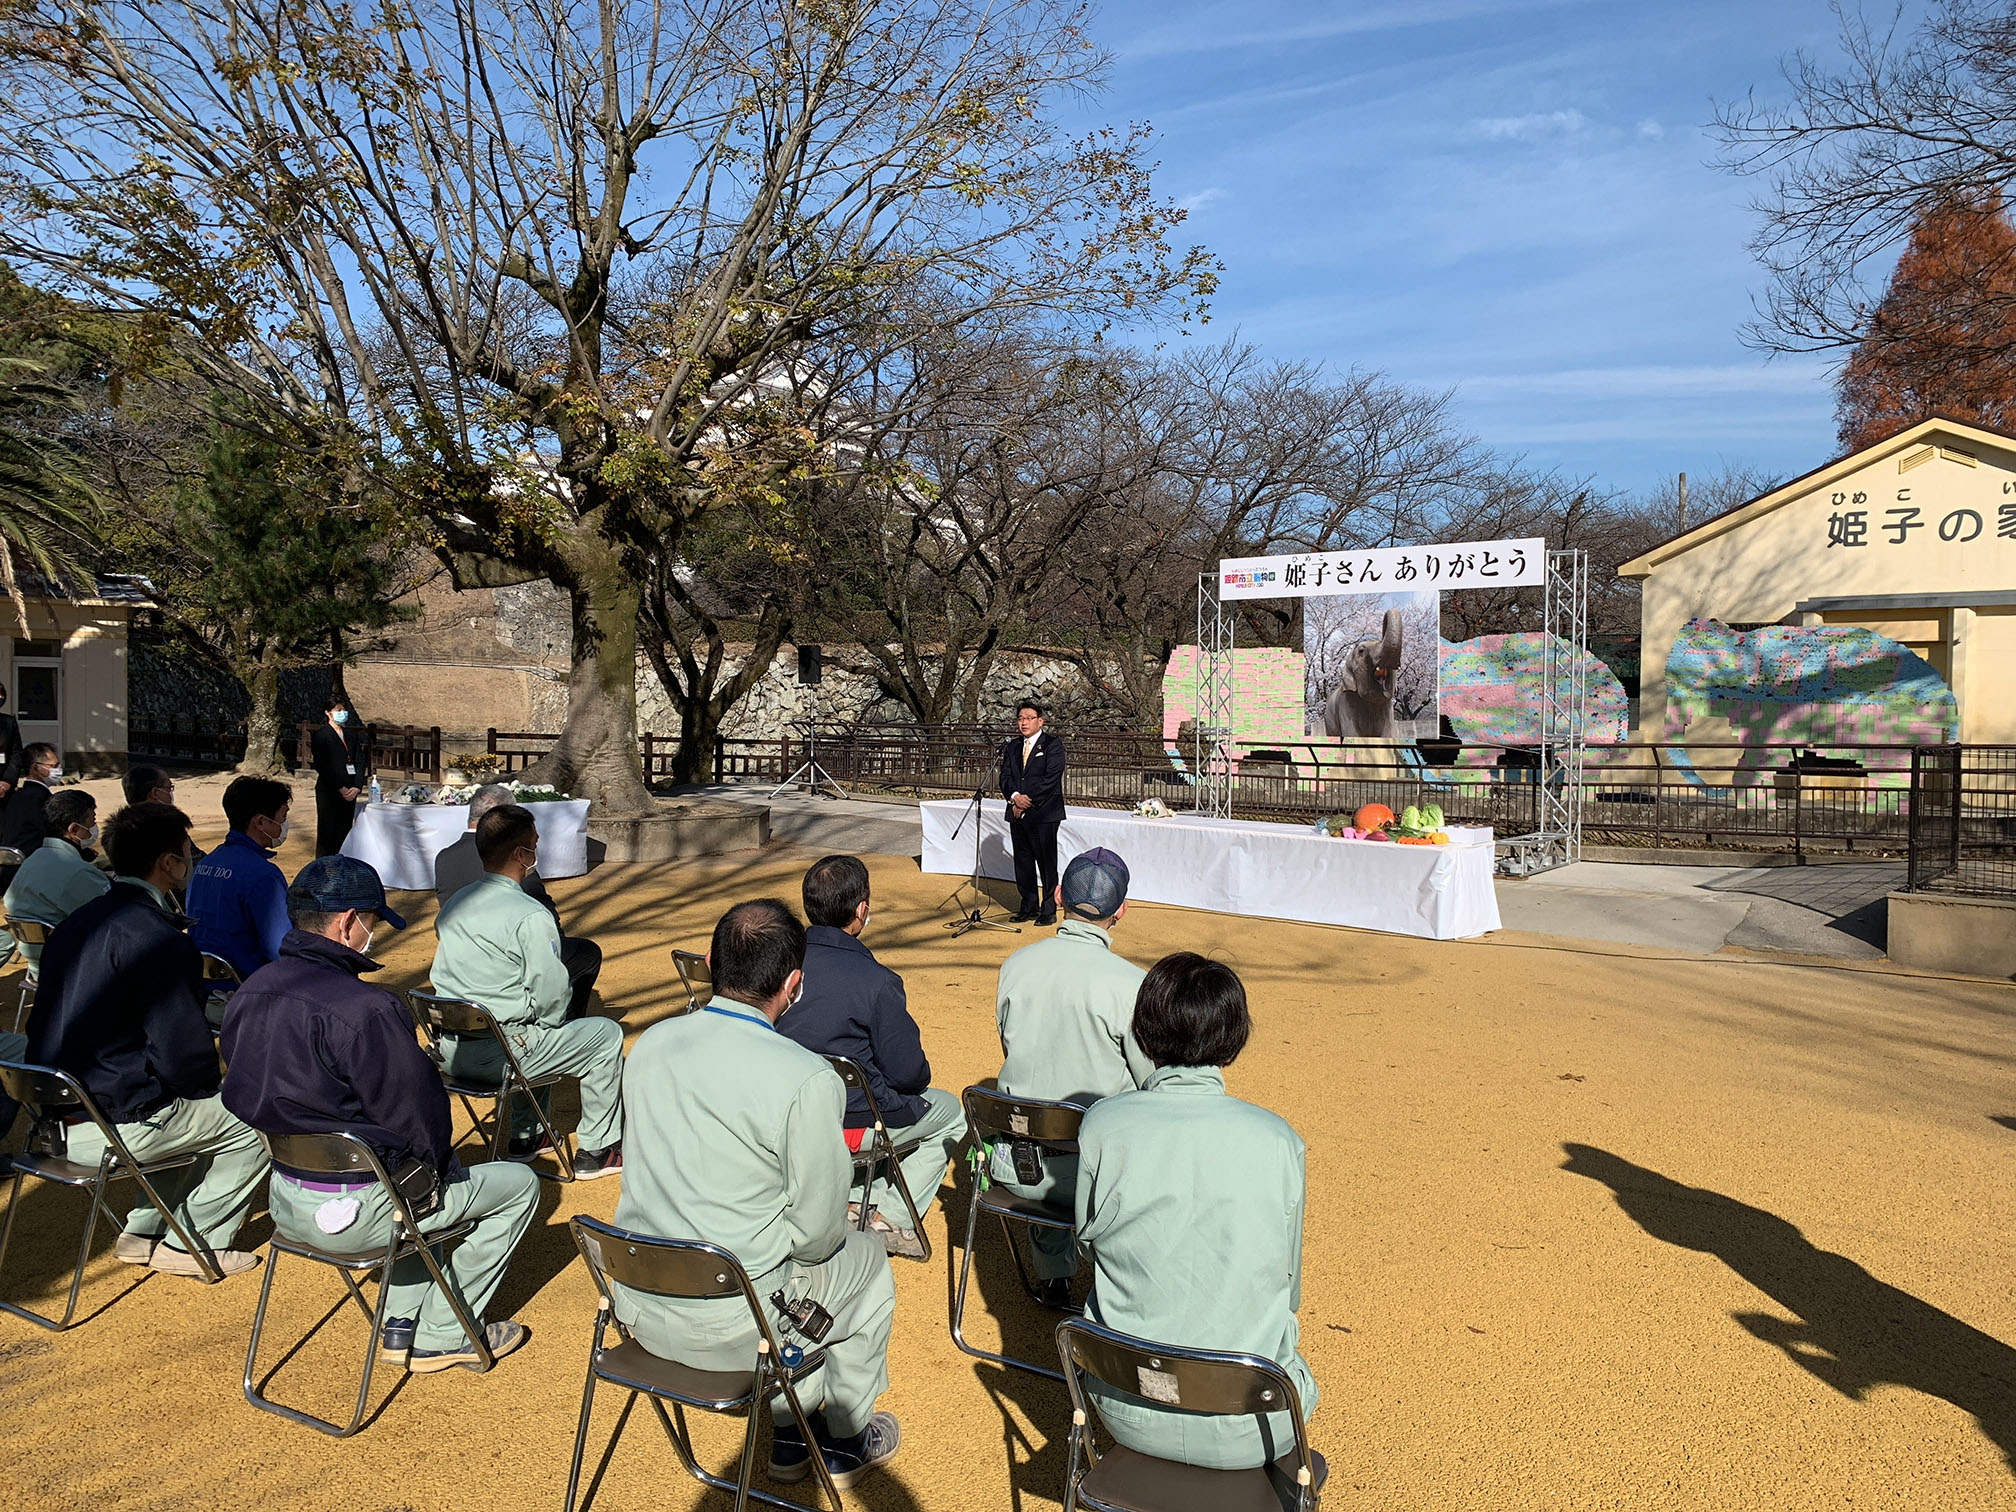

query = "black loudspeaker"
[{"left": 797, "top": 644, "right": 823, "bottom": 685}]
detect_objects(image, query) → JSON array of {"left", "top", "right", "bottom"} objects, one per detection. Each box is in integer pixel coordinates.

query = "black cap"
[
  {"left": 287, "top": 856, "right": 407, "bottom": 930},
  {"left": 1060, "top": 847, "right": 1130, "bottom": 919}
]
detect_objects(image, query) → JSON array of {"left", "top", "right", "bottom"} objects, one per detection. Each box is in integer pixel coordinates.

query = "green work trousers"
[
  {"left": 988, "top": 1142, "right": 1080, "bottom": 1280},
  {"left": 443, "top": 1016, "right": 624, "bottom": 1150},
  {"left": 269, "top": 1160, "right": 541, "bottom": 1351},
  {"left": 869, "top": 1087, "right": 964, "bottom": 1225},
  {"left": 616, "top": 1230, "right": 896, "bottom": 1438},
  {"left": 67, "top": 1095, "right": 269, "bottom": 1254}
]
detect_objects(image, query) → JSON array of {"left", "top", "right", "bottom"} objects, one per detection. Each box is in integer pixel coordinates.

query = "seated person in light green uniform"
[
  {"left": 430, "top": 804, "right": 623, "bottom": 1178},
  {"left": 613, "top": 899, "right": 902, "bottom": 1492},
  {"left": 992, "top": 847, "right": 1152, "bottom": 1307},
  {"left": 1077, "top": 953, "right": 1319, "bottom": 1475},
  {"left": 4, "top": 789, "right": 110, "bottom": 963}
]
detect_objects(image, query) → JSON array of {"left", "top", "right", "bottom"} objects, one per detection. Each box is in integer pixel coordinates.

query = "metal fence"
[
  {"left": 1906, "top": 744, "right": 2016, "bottom": 899},
  {"left": 292, "top": 722, "right": 443, "bottom": 780},
  {"left": 128, "top": 718, "right": 248, "bottom": 768}
]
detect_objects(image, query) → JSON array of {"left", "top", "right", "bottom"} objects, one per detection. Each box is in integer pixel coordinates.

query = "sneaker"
[
  {"left": 113, "top": 1232, "right": 158, "bottom": 1266},
  {"left": 378, "top": 1316, "right": 417, "bottom": 1367},
  {"left": 149, "top": 1245, "right": 262, "bottom": 1280},
  {"left": 821, "top": 1411, "right": 901, "bottom": 1490},
  {"left": 877, "top": 1224, "right": 926, "bottom": 1260},
  {"left": 507, "top": 1132, "right": 556, "bottom": 1162},
  {"left": 409, "top": 1320, "right": 530, "bottom": 1374},
  {"left": 767, "top": 1417, "right": 818, "bottom": 1484},
  {"left": 573, "top": 1142, "right": 623, "bottom": 1181},
  {"left": 1034, "top": 1276, "right": 1073, "bottom": 1310}
]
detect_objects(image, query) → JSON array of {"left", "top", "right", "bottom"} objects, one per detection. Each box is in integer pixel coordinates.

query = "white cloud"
[
  {"left": 1476, "top": 108, "right": 1588, "bottom": 140},
  {"left": 1176, "top": 186, "right": 1226, "bottom": 214},
  {"left": 1451, "top": 363, "right": 1831, "bottom": 399},
  {"left": 1637, "top": 118, "right": 1665, "bottom": 139}
]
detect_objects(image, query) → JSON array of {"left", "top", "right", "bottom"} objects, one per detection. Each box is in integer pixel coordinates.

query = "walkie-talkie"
[
  {"left": 770, "top": 1289, "right": 834, "bottom": 1344},
  {"left": 1010, "top": 1137, "right": 1045, "bottom": 1184}
]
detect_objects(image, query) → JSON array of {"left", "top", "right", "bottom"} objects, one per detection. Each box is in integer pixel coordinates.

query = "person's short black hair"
[
  {"left": 475, "top": 803, "right": 538, "bottom": 870},
  {"left": 802, "top": 855, "right": 870, "bottom": 929},
  {"left": 22, "top": 741, "right": 56, "bottom": 770},
  {"left": 45, "top": 788, "right": 96, "bottom": 835},
  {"left": 710, "top": 898, "right": 806, "bottom": 1007},
  {"left": 323, "top": 689, "right": 350, "bottom": 712},
  {"left": 222, "top": 776, "right": 292, "bottom": 831},
  {"left": 123, "top": 764, "right": 170, "bottom": 805},
  {"left": 1016, "top": 698, "right": 1046, "bottom": 718},
  {"left": 1132, "top": 953, "right": 1251, "bottom": 1069},
  {"left": 104, "top": 801, "right": 192, "bottom": 880}
]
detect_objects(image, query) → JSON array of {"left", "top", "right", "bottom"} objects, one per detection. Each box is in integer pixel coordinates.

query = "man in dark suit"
[
  {"left": 434, "top": 782, "right": 602, "bottom": 1018},
  {"left": 0, "top": 742, "right": 59, "bottom": 892},
  {"left": 999, "top": 699, "right": 1067, "bottom": 925},
  {"left": 0, "top": 679, "right": 22, "bottom": 801}
]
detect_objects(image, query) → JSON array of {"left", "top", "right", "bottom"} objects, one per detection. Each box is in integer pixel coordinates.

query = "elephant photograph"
[{"left": 1305, "top": 589, "right": 1442, "bottom": 739}]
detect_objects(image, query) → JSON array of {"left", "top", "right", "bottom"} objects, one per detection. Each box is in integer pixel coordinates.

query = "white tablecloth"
[
  {"left": 919, "top": 802, "right": 1500, "bottom": 940},
  {"left": 340, "top": 799, "right": 592, "bottom": 891}
]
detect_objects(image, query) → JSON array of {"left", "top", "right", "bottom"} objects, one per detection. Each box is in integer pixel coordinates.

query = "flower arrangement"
[
  {"left": 435, "top": 778, "right": 574, "bottom": 805},
  {"left": 1132, "top": 797, "right": 1173, "bottom": 818},
  {"left": 453, "top": 752, "right": 507, "bottom": 780}
]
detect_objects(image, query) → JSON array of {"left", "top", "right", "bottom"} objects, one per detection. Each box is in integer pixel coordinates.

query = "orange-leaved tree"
[{"left": 1836, "top": 189, "right": 2016, "bottom": 452}]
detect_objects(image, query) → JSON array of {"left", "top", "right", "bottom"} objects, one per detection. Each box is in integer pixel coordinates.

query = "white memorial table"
[
  {"left": 340, "top": 799, "right": 593, "bottom": 891},
  {"left": 919, "top": 802, "right": 1499, "bottom": 940}
]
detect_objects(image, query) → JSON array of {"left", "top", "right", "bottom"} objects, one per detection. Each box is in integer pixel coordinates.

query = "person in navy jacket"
[
  {"left": 999, "top": 699, "right": 1068, "bottom": 925},
  {"left": 187, "top": 776, "right": 294, "bottom": 983}
]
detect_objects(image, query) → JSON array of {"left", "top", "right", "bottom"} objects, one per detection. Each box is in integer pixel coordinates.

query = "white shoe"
[
  {"left": 149, "top": 1245, "right": 262, "bottom": 1280},
  {"left": 113, "top": 1233, "right": 158, "bottom": 1266}
]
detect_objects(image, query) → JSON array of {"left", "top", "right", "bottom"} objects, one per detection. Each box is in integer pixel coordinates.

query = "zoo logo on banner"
[{"left": 1217, "top": 537, "right": 1547, "bottom": 601}]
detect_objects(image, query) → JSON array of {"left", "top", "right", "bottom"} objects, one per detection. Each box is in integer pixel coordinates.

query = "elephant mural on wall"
[{"left": 1322, "top": 607, "right": 1404, "bottom": 738}]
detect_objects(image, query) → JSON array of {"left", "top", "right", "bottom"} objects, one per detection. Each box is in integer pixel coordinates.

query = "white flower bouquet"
[{"left": 1133, "top": 797, "right": 1173, "bottom": 818}]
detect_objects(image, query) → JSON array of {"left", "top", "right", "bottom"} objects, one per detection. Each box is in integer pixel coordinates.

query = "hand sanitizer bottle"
[{"left": 368, "top": 775, "right": 382, "bottom": 804}]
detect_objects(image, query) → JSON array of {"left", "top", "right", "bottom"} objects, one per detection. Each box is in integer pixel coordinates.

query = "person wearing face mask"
[
  {"left": 0, "top": 742, "right": 61, "bottom": 884},
  {"left": 309, "top": 692, "right": 369, "bottom": 857},
  {"left": 614, "top": 898, "right": 902, "bottom": 1492},
  {"left": 777, "top": 855, "right": 961, "bottom": 1260},
  {"left": 220, "top": 856, "right": 540, "bottom": 1374},
  {"left": 3, "top": 789, "right": 111, "bottom": 963},
  {"left": 430, "top": 803, "right": 623, "bottom": 1179},
  {"left": 24, "top": 802, "right": 271, "bottom": 1279},
  {"left": 186, "top": 776, "right": 297, "bottom": 986}
]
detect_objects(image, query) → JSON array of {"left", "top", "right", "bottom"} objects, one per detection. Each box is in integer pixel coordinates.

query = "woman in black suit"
[{"left": 309, "top": 692, "right": 369, "bottom": 856}]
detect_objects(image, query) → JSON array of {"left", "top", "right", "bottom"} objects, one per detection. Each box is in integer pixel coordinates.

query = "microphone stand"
[{"left": 942, "top": 742, "right": 1020, "bottom": 936}]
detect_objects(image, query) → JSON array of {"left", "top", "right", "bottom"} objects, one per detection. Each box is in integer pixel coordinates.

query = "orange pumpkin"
[
  {"left": 1353, "top": 803, "right": 1395, "bottom": 833},
  {"left": 1394, "top": 835, "right": 1435, "bottom": 845}
]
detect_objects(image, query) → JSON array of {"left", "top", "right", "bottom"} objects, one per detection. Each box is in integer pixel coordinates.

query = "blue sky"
[{"left": 1076, "top": 0, "right": 1885, "bottom": 496}]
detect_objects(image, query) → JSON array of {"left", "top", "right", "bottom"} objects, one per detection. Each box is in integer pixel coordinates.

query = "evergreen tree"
[{"left": 1836, "top": 190, "right": 2016, "bottom": 451}]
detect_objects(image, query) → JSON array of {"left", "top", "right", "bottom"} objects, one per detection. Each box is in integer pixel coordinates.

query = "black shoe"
[
  {"left": 507, "top": 1131, "right": 555, "bottom": 1162},
  {"left": 1035, "top": 912, "right": 1057, "bottom": 927},
  {"left": 1034, "top": 1277, "right": 1073, "bottom": 1310},
  {"left": 573, "top": 1142, "right": 623, "bottom": 1181},
  {"left": 1008, "top": 909, "right": 1037, "bottom": 923},
  {"left": 378, "top": 1316, "right": 417, "bottom": 1367}
]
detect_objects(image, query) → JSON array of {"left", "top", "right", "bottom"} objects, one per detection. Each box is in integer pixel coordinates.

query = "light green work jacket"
[
  {"left": 994, "top": 919, "right": 1152, "bottom": 1106},
  {"left": 614, "top": 994, "right": 851, "bottom": 1285},
  {"left": 431, "top": 873, "right": 568, "bottom": 1028},
  {"left": 1076, "top": 1063, "right": 1317, "bottom": 1470},
  {"left": 5, "top": 838, "right": 111, "bottom": 962}
]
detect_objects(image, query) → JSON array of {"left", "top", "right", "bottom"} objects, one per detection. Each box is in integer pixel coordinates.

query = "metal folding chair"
[
  {"left": 0, "top": 1058, "right": 223, "bottom": 1329},
  {"left": 243, "top": 1130, "right": 491, "bottom": 1436},
  {"left": 671, "top": 949, "right": 711, "bottom": 1014},
  {"left": 2, "top": 917, "right": 50, "bottom": 1034},
  {"left": 565, "top": 1215, "right": 842, "bottom": 1512},
  {"left": 951, "top": 1084, "right": 1085, "bottom": 1381},
  {"left": 407, "top": 990, "right": 577, "bottom": 1181},
  {"left": 200, "top": 952, "right": 243, "bottom": 1031},
  {"left": 825, "top": 1056, "right": 932, "bottom": 1263},
  {"left": 1056, "top": 1317, "right": 1324, "bottom": 1512}
]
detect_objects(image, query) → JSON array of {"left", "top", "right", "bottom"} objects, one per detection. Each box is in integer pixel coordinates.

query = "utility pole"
[{"left": 1677, "top": 471, "right": 1688, "bottom": 532}]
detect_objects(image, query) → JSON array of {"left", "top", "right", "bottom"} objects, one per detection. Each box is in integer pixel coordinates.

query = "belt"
[{"left": 277, "top": 1171, "right": 376, "bottom": 1193}]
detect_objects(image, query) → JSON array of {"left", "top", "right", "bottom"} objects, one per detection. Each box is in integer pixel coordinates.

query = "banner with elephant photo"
[{"left": 1304, "top": 590, "right": 1441, "bottom": 739}]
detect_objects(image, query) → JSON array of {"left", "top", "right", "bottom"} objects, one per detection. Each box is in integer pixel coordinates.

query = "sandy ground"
[{"left": 4, "top": 772, "right": 2016, "bottom": 1511}]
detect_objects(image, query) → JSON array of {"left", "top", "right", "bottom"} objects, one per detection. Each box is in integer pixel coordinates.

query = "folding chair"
[
  {"left": 565, "top": 1215, "right": 842, "bottom": 1512},
  {"left": 2, "top": 917, "right": 49, "bottom": 1034},
  {"left": 242, "top": 1130, "right": 492, "bottom": 1436},
  {"left": 671, "top": 949, "right": 711, "bottom": 1014},
  {"left": 0, "top": 1058, "right": 222, "bottom": 1329},
  {"left": 951, "top": 1084, "right": 1085, "bottom": 1381},
  {"left": 200, "top": 952, "right": 243, "bottom": 1032},
  {"left": 824, "top": 1057, "right": 931, "bottom": 1264},
  {"left": 1056, "top": 1317, "right": 1324, "bottom": 1512},
  {"left": 407, "top": 990, "right": 577, "bottom": 1181}
]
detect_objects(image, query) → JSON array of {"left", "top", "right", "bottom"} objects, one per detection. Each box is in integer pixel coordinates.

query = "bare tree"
[
  {"left": 0, "top": 0, "right": 1215, "bottom": 810},
  {"left": 1715, "top": 1, "right": 2016, "bottom": 359}
]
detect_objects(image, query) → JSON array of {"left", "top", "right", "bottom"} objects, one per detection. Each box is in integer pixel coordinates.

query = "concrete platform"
[{"left": 1887, "top": 889, "right": 2016, "bottom": 979}]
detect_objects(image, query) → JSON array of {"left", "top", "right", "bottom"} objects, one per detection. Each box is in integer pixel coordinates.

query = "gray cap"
[
  {"left": 288, "top": 855, "right": 407, "bottom": 929},
  {"left": 1061, "top": 848, "right": 1130, "bottom": 919}
]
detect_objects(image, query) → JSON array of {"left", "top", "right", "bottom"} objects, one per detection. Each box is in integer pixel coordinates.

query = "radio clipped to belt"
[{"left": 770, "top": 1288, "right": 834, "bottom": 1368}]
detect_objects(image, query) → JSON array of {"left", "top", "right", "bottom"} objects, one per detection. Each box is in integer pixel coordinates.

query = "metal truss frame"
[
  {"left": 1194, "top": 572, "right": 1236, "bottom": 818},
  {"left": 1498, "top": 548, "right": 1589, "bottom": 875}
]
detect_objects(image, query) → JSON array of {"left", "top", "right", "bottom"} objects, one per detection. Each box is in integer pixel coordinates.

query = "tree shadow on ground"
[{"left": 1562, "top": 1142, "right": 2016, "bottom": 1474}]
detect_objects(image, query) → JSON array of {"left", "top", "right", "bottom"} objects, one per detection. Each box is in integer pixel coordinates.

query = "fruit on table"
[
  {"left": 1365, "top": 828, "right": 1392, "bottom": 841},
  {"left": 1354, "top": 802, "right": 1395, "bottom": 833}
]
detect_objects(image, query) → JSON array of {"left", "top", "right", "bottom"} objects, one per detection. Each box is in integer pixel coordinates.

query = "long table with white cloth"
[
  {"left": 340, "top": 799, "right": 592, "bottom": 891},
  {"left": 919, "top": 801, "right": 1499, "bottom": 940}
]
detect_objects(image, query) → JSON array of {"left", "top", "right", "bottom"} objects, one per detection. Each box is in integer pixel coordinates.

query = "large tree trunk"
[
  {"left": 524, "top": 547, "right": 656, "bottom": 815},
  {"left": 235, "top": 656, "right": 285, "bottom": 775}
]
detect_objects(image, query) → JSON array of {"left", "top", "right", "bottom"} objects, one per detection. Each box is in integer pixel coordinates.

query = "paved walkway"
[{"left": 684, "top": 783, "right": 1901, "bottom": 960}]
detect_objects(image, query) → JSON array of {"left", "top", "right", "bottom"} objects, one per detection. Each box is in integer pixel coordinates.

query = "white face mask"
[
  {"left": 332, "top": 710, "right": 350, "bottom": 725},
  {"left": 45, "top": 766, "right": 62, "bottom": 781},
  {"left": 79, "top": 824, "right": 99, "bottom": 847},
  {"left": 276, "top": 819, "right": 291, "bottom": 844}
]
